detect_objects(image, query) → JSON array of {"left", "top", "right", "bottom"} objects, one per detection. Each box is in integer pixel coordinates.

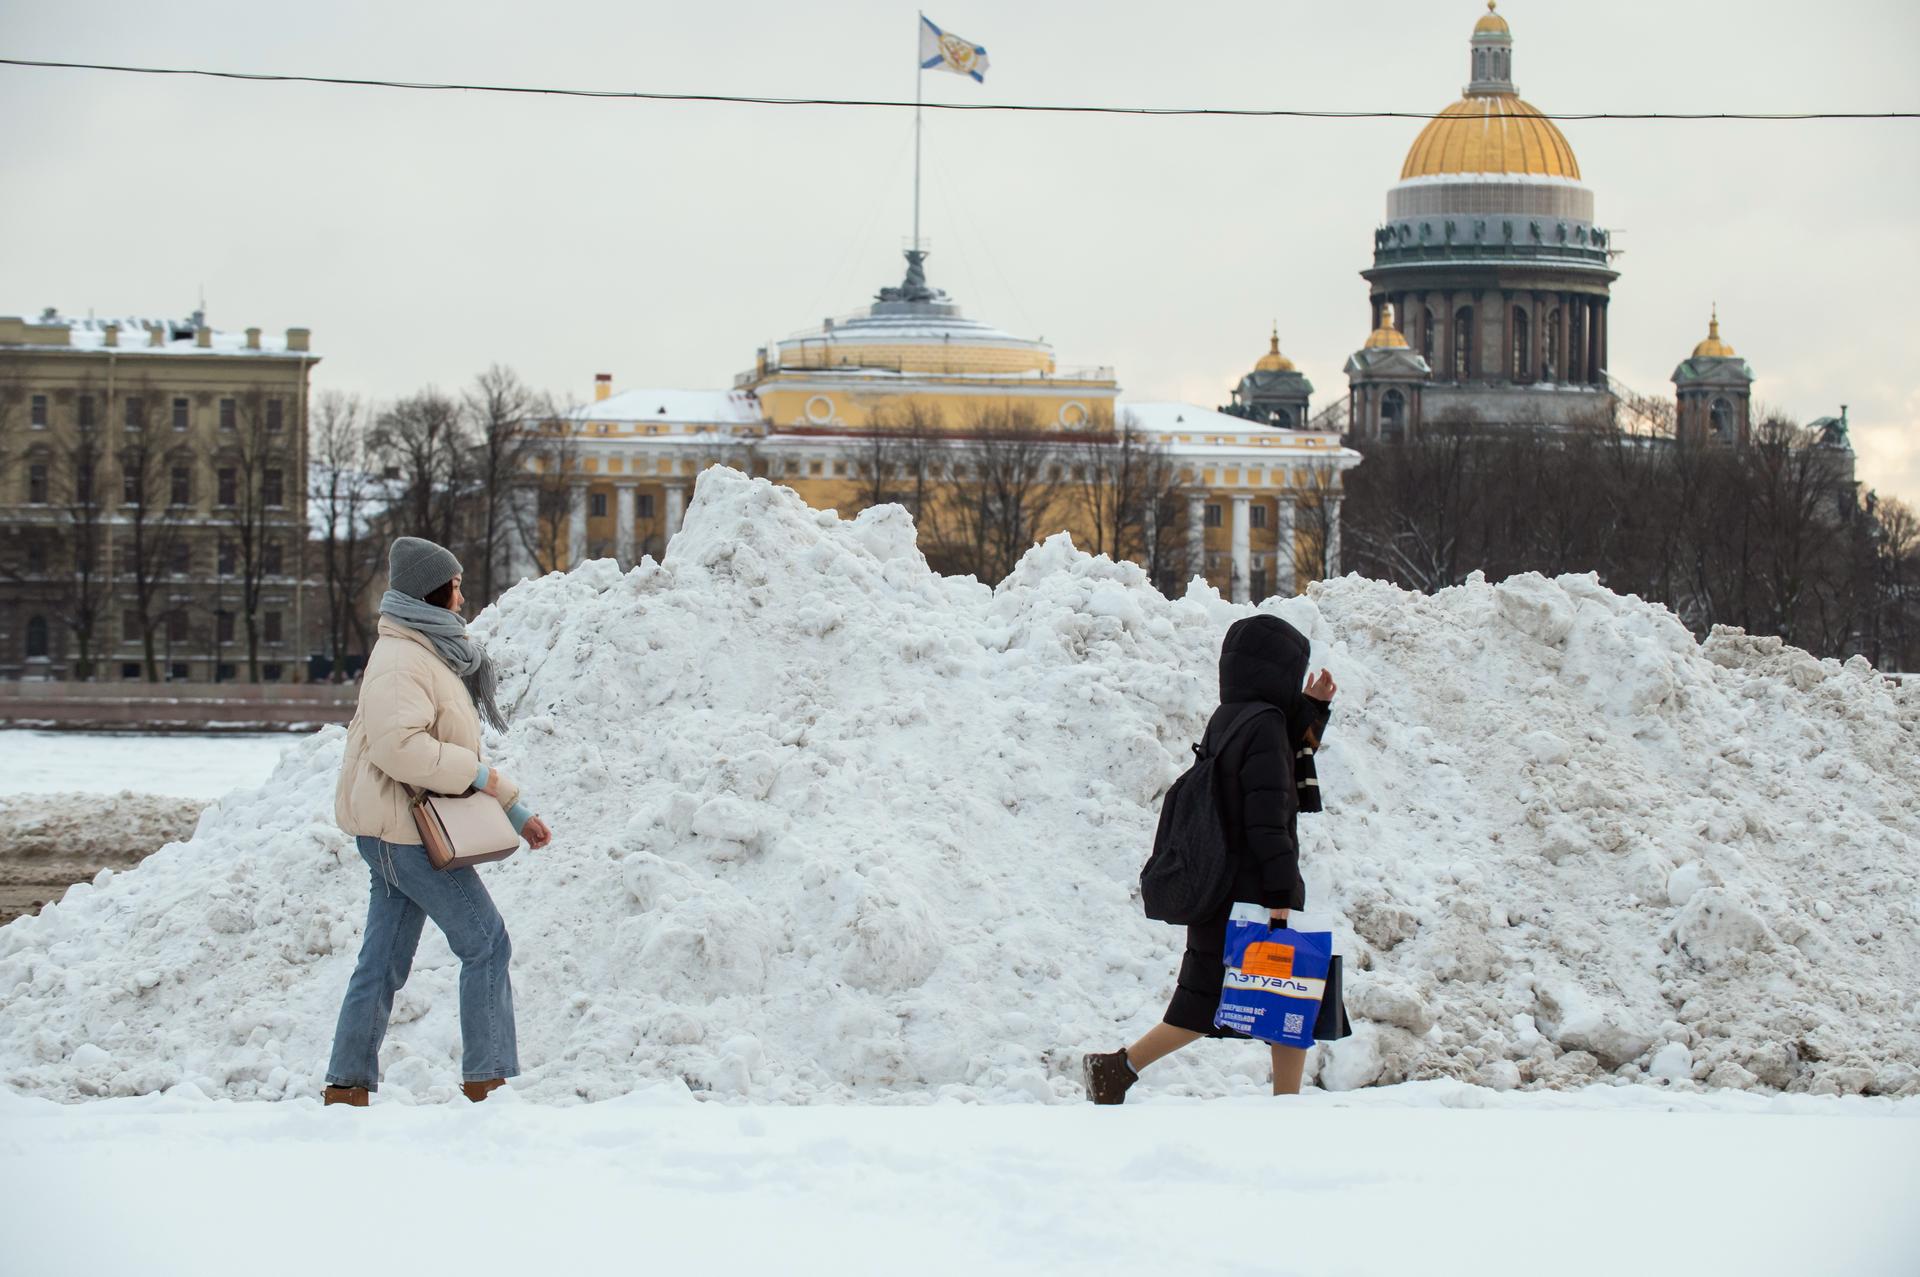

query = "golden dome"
[
  {"left": 1364, "top": 306, "right": 1411, "bottom": 350},
  {"left": 1254, "top": 327, "right": 1296, "bottom": 372},
  {"left": 1401, "top": 94, "right": 1580, "bottom": 180},
  {"left": 1475, "top": 1, "right": 1510, "bottom": 35},
  {"left": 1692, "top": 307, "right": 1736, "bottom": 358}
]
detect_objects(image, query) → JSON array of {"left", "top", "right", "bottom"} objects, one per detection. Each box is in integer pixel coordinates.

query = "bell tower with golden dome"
[
  {"left": 1224, "top": 326, "right": 1314, "bottom": 427},
  {"left": 1672, "top": 307, "right": 1755, "bottom": 447},
  {"left": 1351, "top": 2, "right": 1618, "bottom": 437}
]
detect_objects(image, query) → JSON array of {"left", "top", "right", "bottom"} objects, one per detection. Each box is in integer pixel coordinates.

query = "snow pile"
[{"left": 1, "top": 468, "right": 1916, "bottom": 1103}]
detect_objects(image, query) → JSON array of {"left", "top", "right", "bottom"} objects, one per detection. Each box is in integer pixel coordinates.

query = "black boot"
[{"left": 1082, "top": 1048, "right": 1138, "bottom": 1105}]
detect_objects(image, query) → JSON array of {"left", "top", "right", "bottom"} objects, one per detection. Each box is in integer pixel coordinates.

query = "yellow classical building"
[{"left": 513, "top": 251, "right": 1359, "bottom": 603}]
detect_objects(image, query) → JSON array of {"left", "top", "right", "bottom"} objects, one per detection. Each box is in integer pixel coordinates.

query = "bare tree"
[
  {"left": 463, "top": 367, "right": 537, "bottom": 605},
  {"left": 938, "top": 403, "right": 1065, "bottom": 583},
  {"left": 115, "top": 379, "right": 190, "bottom": 681},
  {"left": 309, "top": 390, "right": 385, "bottom": 680},
  {"left": 515, "top": 407, "right": 582, "bottom": 576},
  {"left": 53, "top": 382, "right": 112, "bottom": 679},
  {"left": 1071, "top": 411, "right": 1177, "bottom": 566},
  {"left": 216, "top": 388, "right": 293, "bottom": 682},
  {"left": 372, "top": 388, "right": 469, "bottom": 551},
  {"left": 849, "top": 411, "right": 907, "bottom": 513}
]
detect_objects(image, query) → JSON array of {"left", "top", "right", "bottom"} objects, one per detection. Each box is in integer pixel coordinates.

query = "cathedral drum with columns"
[{"left": 1350, "top": 2, "right": 1618, "bottom": 439}]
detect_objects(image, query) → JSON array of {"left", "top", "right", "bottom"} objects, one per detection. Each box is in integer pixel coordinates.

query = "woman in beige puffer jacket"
[{"left": 323, "top": 536, "right": 552, "bottom": 1107}]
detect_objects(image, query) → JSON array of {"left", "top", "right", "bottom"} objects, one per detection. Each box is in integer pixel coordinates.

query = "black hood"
[{"left": 1219, "top": 614, "right": 1311, "bottom": 707}]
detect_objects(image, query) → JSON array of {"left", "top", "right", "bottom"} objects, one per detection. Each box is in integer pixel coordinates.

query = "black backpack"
[{"left": 1139, "top": 704, "right": 1278, "bottom": 924}]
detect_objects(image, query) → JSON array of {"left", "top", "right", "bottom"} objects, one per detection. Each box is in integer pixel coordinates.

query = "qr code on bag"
[{"left": 1283, "top": 1013, "right": 1305, "bottom": 1036}]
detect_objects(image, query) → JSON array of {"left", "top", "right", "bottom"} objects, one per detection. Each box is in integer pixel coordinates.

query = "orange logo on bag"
[{"left": 1240, "top": 942, "right": 1295, "bottom": 979}]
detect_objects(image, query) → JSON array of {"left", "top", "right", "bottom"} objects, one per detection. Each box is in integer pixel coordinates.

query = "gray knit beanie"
[{"left": 388, "top": 536, "right": 463, "bottom": 601}]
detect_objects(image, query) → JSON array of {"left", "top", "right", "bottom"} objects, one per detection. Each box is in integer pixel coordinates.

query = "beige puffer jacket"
[{"left": 334, "top": 616, "right": 519, "bottom": 844}]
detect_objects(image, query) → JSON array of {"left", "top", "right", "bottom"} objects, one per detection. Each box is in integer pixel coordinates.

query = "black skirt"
[{"left": 1162, "top": 906, "right": 1353, "bottom": 1042}]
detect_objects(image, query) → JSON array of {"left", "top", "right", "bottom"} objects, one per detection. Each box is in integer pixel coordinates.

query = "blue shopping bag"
[{"left": 1214, "top": 913, "right": 1335, "bottom": 1049}]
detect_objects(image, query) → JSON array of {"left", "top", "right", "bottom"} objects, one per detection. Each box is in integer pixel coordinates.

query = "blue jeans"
[{"left": 325, "top": 836, "right": 518, "bottom": 1089}]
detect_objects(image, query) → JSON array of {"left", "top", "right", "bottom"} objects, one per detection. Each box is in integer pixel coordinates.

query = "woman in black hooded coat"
[{"left": 1084, "top": 614, "right": 1346, "bottom": 1103}]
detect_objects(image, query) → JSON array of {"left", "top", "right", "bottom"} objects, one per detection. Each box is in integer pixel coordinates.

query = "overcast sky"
[{"left": 4, "top": 0, "right": 1917, "bottom": 504}]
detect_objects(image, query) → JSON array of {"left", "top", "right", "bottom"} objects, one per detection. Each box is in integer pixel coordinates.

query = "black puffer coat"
[
  {"left": 1209, "top": 614, "right": 1327, "bottom": 911},
  {"left": 1163, "top": 614, "right": 1331, "bottom": 1035}
]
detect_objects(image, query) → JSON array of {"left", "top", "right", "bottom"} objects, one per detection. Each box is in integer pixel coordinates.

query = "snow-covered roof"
[
  {"left": 1121, "top": 402, "right": 1354, "bottom": 461},
  {"left": 1, "top": 311, "right": 315, "bottom": 358},
  {"left": 579, "top": 388, "right": 764, "bottom": 426},
  {"left": 1121, "top": 402, "right": 1303, "bottom": 437}
]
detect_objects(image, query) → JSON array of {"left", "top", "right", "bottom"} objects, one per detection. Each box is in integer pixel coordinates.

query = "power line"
[{"left": 1, "top": 57, "right": 1914, "bottom": 121}]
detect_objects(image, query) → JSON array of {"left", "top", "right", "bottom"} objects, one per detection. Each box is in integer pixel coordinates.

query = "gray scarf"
[{"left": 378, "top": 589, "right": 508, "bottom": 732}]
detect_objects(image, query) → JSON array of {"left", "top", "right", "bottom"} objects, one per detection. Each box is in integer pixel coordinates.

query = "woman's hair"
[{"left": 423, "top": 579, "right": 457, "bottom": 610}]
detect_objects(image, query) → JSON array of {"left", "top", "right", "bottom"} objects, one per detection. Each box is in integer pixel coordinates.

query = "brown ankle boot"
[
  {"left": 461, "top": 1078, "right": 506, "bottom": 1103},
  {"left": 1082, "top": 1049, "right": 1139, "bottom": 1105},
  {"left": 323, "top": 1085, "right": 369, "bottom": 1107}
]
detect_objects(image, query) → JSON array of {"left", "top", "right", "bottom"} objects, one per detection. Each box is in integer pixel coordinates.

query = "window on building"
[
  {"left": 263, "top": 468, "right": 284, "bottom": 508},
  {"left": 124, "top": 610, "right": 141, "bottom": 643},
  {"left": 1251, "top": 504, "right": 1268, "bottom": 530},
  {"left": 124, "top": 396, "right": 144, "bottom": 429},
  {"left": 1512, "top": 307, "right": 1531, "bottom": 381},
  {"left": 1382, "top": 390, "right": 1408, "bottom": 445},
  {"left": 30, "top": 394, "right": 48, "bottom": 428},
  {"left": 638, "top": 493, "right": 656, "bottom": 520},
  {"left": 264, "top": 540, "right": 283, "bottom": 575},
  {"left": 589, "top": 492, "right": 608, "bottom": 518},
  {"left": 172, "top": 398, "right": 190, "bottom": 431},
  {"left": 265, "top": 612, "right": 283, "bottom": 644},
  {"left": 809, "top": 460, "right": 823, "bottom": 476},
  {"left": 216, "top": 612, "right": 236, "bottom": 644},
  {"left": 218, "top": 539, "right": 237, "bottom": 575},
  {"left": 1204, "top": 504, "right": 1222, "bottom": 528},
  {"left": 1710, "top": 399, "right": 1734, "bottom": 443},
  {"left": 168, "top": 662, "right": 190, "bottom": 682},
  {"left": 1421, "top": 308, "right": 1436, "bottom": 363},
  {"left": 170, "top": 466, "right": 190, "bottom": 507},
  {"left": 263, "top": 663, "right": 284, "bottom": 682},
  {"left": 1544, "top": 308, "right": 1562, "bottom": 381},
  {"left": 219, "top": 398, "right": 237, "bottom": 431},
  {"left": 123, "top": 468, "right": 141, "bottom": 505},
  {"left": 1252, "top": 568, "right": 1270, "bottom": 601},
  {"left": 170, "top": 540, "right": 190, "bottom": 575},
  {"left": 1452, "top": 306, "right": 1475, "bottom": 380},
  {"left": 834, "top": 461, "right": 848, "bottom": 477},
  {"left": 121, "top": 662, "right": 143, "bottom": 680},
  {"left": 26, "top": 615, "right": 50, "bottom": 658},
  {"left": 217, "top": 467, "right": 237, "bottom": 507},
  {"left": 216, "top": 662, "right": 237, "bottom": 682},
  {"left": 28, "top": 463, "right": 49, "bottom": 504},
  {"left": 167, "top": 610, "right": 188, "bottom": 643},
  {"left": 78, "top": 394, "right": 96, "bottom": 428},
  {"left": 266, "top": 398, "right": 284, "bottom": 432}
]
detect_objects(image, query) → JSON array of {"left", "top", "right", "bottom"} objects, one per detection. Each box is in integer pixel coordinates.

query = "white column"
[
  {"left": 1186, "top": 491, "right": 1206, "bottom": 585},
  {"left": 567, "top": 482, "right": 588, "bottom": 570},
  {"left": 1230, "top": 493, "right": 1252, "bottom": 604},
  {"left": 614, "top": 480, "right": 637, "bottom": 567},
  {"left": 664, "top": 484, "right": 687, "bottom": 539},
  {"left": 1275, "top": 496, "right": 1297, "bottom": 597},
  {"left": 1325, "top": 495, "right": 1343, "bottom": 579}
]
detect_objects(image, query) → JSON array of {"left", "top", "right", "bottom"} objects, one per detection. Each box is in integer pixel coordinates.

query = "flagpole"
[{"left": 913, "top": 12, "right": 924, "bottom": 253}]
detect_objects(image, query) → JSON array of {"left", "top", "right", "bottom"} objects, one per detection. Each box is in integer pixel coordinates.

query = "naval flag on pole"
[{"left": 919, "top": 15, "right": 989, "bottom": 82}]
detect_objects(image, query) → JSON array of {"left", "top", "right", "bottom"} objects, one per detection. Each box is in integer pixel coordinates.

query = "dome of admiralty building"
[{"left": 1353, "top": 2, "right": 1619, "bottom": 438}]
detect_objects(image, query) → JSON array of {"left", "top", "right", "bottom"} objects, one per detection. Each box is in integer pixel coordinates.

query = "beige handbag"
[{"left": 409, "top": 786, "right": 520, "bottom": 871}]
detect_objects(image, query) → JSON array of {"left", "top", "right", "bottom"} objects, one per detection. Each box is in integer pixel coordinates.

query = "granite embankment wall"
[{"left": 0, "top": 683, "right": 356, "bottom": 732}]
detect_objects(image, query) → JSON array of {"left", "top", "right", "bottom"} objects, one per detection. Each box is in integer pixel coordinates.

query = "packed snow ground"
[
  {"left": 0, "top": 730, "right": 289, "bottom": 800},
  {"left": 1, "top": 468, "right": 1916, "bottom": 1104},
  {"left": 3, "top": 1083, "right": 1914, "bottom": 1277}
]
